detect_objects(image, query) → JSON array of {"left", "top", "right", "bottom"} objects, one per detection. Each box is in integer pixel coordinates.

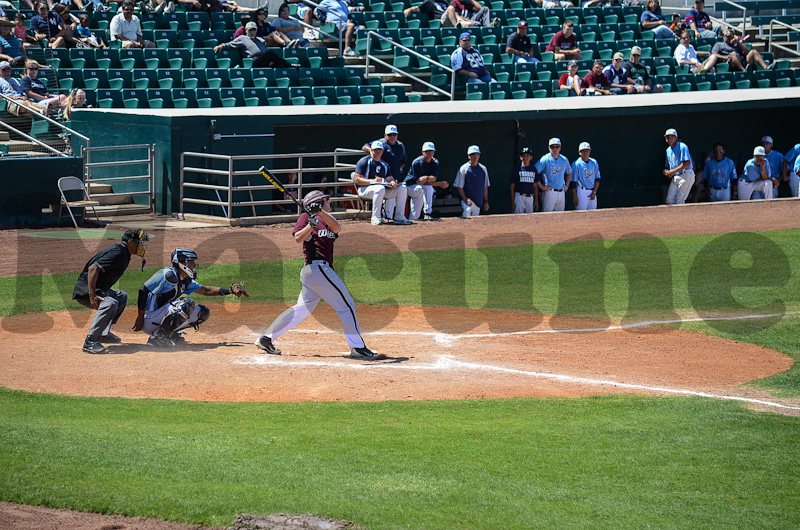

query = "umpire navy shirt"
[{"left": 73, "top": 242, "right": 132, "bottom": 299}]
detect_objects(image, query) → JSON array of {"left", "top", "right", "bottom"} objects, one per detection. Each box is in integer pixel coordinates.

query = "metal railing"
[
  {"left": 0, "top": 93, "right": 90, "bottom": 157},
  {"left": 364, "top": 30, "right": 456, "bottom": 100},
  {"left": 83, "top": 144, "right": 155, "bottom": 214},
  {"left": 179, "top": 149, "right": 365, "bottom": 220},
  {"left": 768, "top": 19, "right": 800, "bottom": 58},
  {"left": 715, "top": 0, "right": 749, "bottom": 37}
]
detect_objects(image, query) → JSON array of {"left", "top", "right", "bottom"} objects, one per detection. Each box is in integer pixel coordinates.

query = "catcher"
[{"left": 133, "top": 248, "right": 249, "bottom": 348}]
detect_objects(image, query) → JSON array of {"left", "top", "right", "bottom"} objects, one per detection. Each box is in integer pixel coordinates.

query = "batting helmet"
[{"left": 171, "top": 248, "right": 198, "bottom": 280}]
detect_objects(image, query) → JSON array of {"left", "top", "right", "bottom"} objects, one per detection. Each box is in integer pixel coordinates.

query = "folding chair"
[{"left": 57, "top": 177, "right": 101, "bottom": 228}]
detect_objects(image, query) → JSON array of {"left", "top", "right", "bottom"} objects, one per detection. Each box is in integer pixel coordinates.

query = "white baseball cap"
[
  {"left": 385, "top": 124, "right": 398, "bottom": 135},
  {"left": 578, "top": 142, "right": 591, "bottom": 151},
  {"left": 422, "top": 141, "right": 436, "bottom": 152},
  {"left": 371, "top": 140, "right": 384, "bottom": 150},
  {"left": 761, "top": 135, "right": 773, "bottom": 144},
  {"left": 664, "top": 128, "right": 678, "bottom": 137},
  {"left": 549, "top": 137, "right": 561, "bottom": 147},
  {"left": 753, "top": 146, "right": 766, "bottom": 156},
  {"left": 467, "top": 145, "right": 480, "bottom": 155}
]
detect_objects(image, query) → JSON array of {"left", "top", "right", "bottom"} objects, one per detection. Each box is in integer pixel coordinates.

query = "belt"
[
  {"left": 579, "top": 185, "right": 593, "bottom": 191},
  {"left": 738, "top": 179, "right": 754, "bottom": 183},
  {"left": 517, "top": 193, "right": 533, "bottom": 197},
  {"left": 711, "top": 186, "right": 729, "bottom": 190},
  {"left": 550, "top": 188, "right": 564, "bottom": 192}
]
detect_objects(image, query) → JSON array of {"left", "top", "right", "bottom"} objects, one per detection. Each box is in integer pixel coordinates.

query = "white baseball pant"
[
  {"left": 575, "top": 186, "right": 597, "bottom": 210},
  {"left": 513, "top": 192, "right": 534, "bottom": 214},
  {"left": 541, "top": 189, "right": 566, "bottom": 212},
  {"left": 709, "top": 187, "right": 731, "bottom": 202},
  {"left": 358, "top": 184, "right": 409, "bottom": 223},
  {"left": 142, "top": 299, "right": 204, "bottom": 335},
  {"left": 461, "top": 200, "right": 481, "bottom": 218},
  {"left": 665, "top": 170, "right": 695, "bottom": 205},
  {"left": 405, "top": 184, "right": 434, "bottom": 220},
  {"left": 737, "top": 178, "right": 773, "bottom": 201},
  {"left": 789, "top": 173, "right": 799, "bottom": 197}
]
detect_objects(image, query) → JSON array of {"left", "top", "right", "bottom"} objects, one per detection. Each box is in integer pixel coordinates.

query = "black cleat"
[
  {"left": 99, "top": 332, "right": 122, "bottom": 344},
  {"left": 255, "top": 335, "right": 281, "bottom": 355},
  {"left": 147, "top": 334, "right": 175, "bottom": 348},
  {"left": 349, "top": 347, "right": 386, "bottom": 361},
  {"left": 82, "top": 339, "right": 109, "bottom": 354}
]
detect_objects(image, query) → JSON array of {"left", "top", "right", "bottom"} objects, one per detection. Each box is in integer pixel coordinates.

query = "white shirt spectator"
[{"left": 109, "top": 12, "right": 143, "bottom": 42}]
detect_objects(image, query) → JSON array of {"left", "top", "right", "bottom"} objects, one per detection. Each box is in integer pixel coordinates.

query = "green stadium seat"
[
  {"left": 220, "top": 88, "right": 244, "bottom": 107},
  {"left": 674, "top": 73, "right": 696, "bottom": 92},
  {"left": 69, "top": 48, "right": 97, "bottom": 69},
  {"left": 156, "top": 68, "right": 181, "bottom": 89},
  {"left": 583, "top": 7, "right": 603, "bottom": 23},
  {"left": 252, "top": 68, "right": 277, "bottom": 88},
  {"left": 336, "top": 85, "right": 361, "bottom": 105},
  {"left": 143, "top": 48, "right": 168, "bottom": 69},
  {"left": 182, "top": 68, "right": 207, "bottom": 89},
  {"left": 775, "top": 69, "right": 794, "bottom": 88},
  {"left": 734, "top": 71, "right": 753, "bottom": 89},
  {"left": 382, "top": 84, "right": 407, "bottom": 103},
  {"left": 129, "top": 69, "right": 155, "bottom": 89},
  {"left": 243, "top": 88, "right": 267, "bottom": 106},
  {"left": 274, "top": 67, "right": 299, "bottom": 88},
  {"left": 191, "top": 48, "right": 217, "bottom": 68},
  {"left": 466, "top": 83, "right": 489, "bottom": 100},
  {"left": 753, "top": 70, "right": 775, "bottom": 88},
  {"left": 229, "top": 68, "right": 252, "bottom": 88},
  {"left": 153, "top": 29, "right": 179, "bottom": 49},
  {"left": 313, "top": 86, "right": 337, "bottom": 105},
  {"left": 82, "top": 69, "right": 109, "bottom": 90},
  {"left": 307, "top": 47, "right": 328, "bottom": 69},
  {"left": 492, "top": 62, "right": 514, "bottom": 83},
  {"left": 57, "top": 69, "right": 82, "bottom": 91},
  {"left": 108, "top": 69, "right": 133, "bottom": 90},
  {"left": 171, "top": 88, "right": 198, "bottom": 108},
  {"left": 510, "top": 80, "right": 530, "bottom": 99},
  {"left": 695, "top": 73, "right": 713, "bottom": 91},
  {"left": 358, "top": 85, "right": 382, "bottom": 104},
  {"left": 211, "top": 12, "right": 236, "bottom": 31},
  {"left": 215, "top": 48, "right": 241, "bottom": 69},
  {"left": 714, "top": 72, "right": 734, "bottom": 90},
  {"left": 206, "top": 68, "right": 230, "bottom": 89},
  {"left": 96, "top": 89, "right": 123, "bottom": 108},
  {"left": 195, "top": 88, "right": 222, "bottom": 107},
  {"left": 290, "top": 86, "right": 313, "bottom": 105},
  {"left": 515, "top": 61, "right": 536, "bottom": 82},
  {"left": 164, "top": 12, "right": 189, "bottom": 32},
  {"left": 119, "top": 48, "right": 145, "bottom": 70},
  {"left": 121, "top": 89, "right": 148, "bottom": 109},
  {"left": 530, "top": 80, "right": 551, "bottom": 97},
  {"left": 147, "top": 88, "right": 172, "bottom": 109},
  {"left": 490, "top": 81, "right": 511, "bottom": 99},
  {"left": 384, "top": 11, "right": 405, "bottom": 30},
  {"left": 296, "top": 67, "right": 321, "bottom": 87}
]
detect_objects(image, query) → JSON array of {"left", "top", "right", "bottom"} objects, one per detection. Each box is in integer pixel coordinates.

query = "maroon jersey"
[{"left": 294, "top": 213, "right": 337, "bottom": 266}]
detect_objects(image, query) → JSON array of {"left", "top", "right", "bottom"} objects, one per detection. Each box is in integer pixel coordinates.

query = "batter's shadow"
[
  {"left": 334, "top": 355, "right": 411, "bottom": 364},
  {"left": 107, "top": 341, "right": 247, "bottom": 354}
]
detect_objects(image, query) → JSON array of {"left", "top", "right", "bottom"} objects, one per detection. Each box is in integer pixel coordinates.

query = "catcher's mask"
[
  {"left": 171, "top": 248, "right": 199, "bottom": 280},
  {"left": 122, "top": 229, "right": 149, "bottom": 270}
]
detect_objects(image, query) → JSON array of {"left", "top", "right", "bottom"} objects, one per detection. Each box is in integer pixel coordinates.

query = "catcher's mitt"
[{"left": 230, "top": 282, "right": 250, "bottom": 298}]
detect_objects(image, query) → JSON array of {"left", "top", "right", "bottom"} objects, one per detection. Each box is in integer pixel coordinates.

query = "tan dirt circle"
[{"left": 0, "top": 303, "right": 792, "bottom": 404}]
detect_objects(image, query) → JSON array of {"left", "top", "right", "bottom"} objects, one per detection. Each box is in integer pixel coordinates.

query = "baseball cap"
[
  {"left": 122, "top": 229, "right": 148, "bottom": 242},
  {"left": 753, "top": 146, "right": 766, "bottom": 156},
  {"left": 520, "top": 147, "right": 532, "bottom": 155},
  {"left": 0, "top": 60, "right": 10, "bottom": 70},
  {"left": 422, "top": 141, "right": 436, "bottom": 152},
  {"left": 370, "top": 140, "right": 384, "bottom": 150},
  {"left": 549, "top": 137, "right": 561, "bottom": 147},
  {"left": 467, "top": 145, "right": 480, "bottom": 155},
  {"left": 568, "top": 59, "right": 578, "bottom": 66},
  {"left": 613, "top": 52, "right": 624, "bottom": 61},
  {"left": 631, "top": 46, "right": 642, "bottom": 56},
  {"left": 518, "top": 20, "right": 527, "bottom": 27},
  {"left": 245, "top": 21, "right": 257, "bottom": 29},
  {"left": 302, "top": 190, "right": 330, "bottom": 210},
  {"left": 761, "top": 135, "right": 774, "bottom": 144},
  {"left": 664, "top": 128, "right": 678, "bottom": 137},
  {"left": 578, "top": 142, "right": 591, "bottom": 151},
  {"left": 459, "top": 32, "right": 472, "bottom": 41},
  {"left": 385, "top": 124, "right": 398, "bottom": 135}
]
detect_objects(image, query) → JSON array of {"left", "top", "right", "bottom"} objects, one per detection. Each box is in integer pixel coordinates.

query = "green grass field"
[{"left": 2, "top": 229, "right": 799, "bottom": 528}]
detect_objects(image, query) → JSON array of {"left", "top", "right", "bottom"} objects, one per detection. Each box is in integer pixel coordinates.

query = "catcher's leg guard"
[
  {"left": 154, "top": 298, "right": 195, "bottom": 338},
  {"left": 189, "top": 304, "right": 210, "bottom": 331}
]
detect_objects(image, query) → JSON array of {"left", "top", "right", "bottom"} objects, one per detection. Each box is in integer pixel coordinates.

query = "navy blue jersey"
[
  {"left": 510, "top": 164, "right": 537, "bottom": 195},
  {"left": 355, "top": 155, "right": 392, "bottom": 181},
  {"left": 366, "top": 138, "right": 406, "bottom": 179},
  {"left": 142, "top": 266, "right": 202, "bottom": 312},
  {"left": 404, "top": 155, "right": 440, "bottom": 186}
]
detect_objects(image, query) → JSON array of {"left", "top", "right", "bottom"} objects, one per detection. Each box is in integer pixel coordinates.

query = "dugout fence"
[{"left": 179, "top": 149, "right": 365, "bottom": 220}]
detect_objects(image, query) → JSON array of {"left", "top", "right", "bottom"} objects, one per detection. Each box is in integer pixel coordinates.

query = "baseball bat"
[{"left": 258, "top": 166, "right": 309, "bottom": 216}]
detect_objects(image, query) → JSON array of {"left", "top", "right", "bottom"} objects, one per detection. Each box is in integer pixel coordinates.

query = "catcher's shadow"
[{"left": 107, "top": 341, "right": 246, "bottom": 354}]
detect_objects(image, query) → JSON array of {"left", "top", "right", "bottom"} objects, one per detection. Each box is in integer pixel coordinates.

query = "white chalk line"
[{"left": 237, "top": 354, "right": 800, "bottom": 411}]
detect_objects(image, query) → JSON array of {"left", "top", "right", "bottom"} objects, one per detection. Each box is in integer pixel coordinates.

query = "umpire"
[{"left": 72, "top": 229, "right": 149, "bottom": 354}]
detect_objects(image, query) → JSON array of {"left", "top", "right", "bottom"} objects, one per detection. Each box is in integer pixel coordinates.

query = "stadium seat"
[
  {"left": 191, "top": 48, "right": 217, "bottom": 69},
  {"left": 205, "top": 68, "right": 230, "bottom": 89},
  {"left": 336, "top": 85, "right": 361, "bottom": 105},
  {"left": 57, "top": 69, "right": 83, "bottom": 91},
  {"left": 96, "top": 89, "right": 123, "bottom": 108},
  {"left": 358, "top": 85, "right": 382, "bottom": 104},
  {"left": 121, "top": 89, "right": 148, "bottom": 109},
  {"left": 714, "top": 72, "right": 734, "bottom": 91},
  {"left": 172, "top": 88, "right": 198, "bottom": 108},
  {"left": 466, "top": 83, "right": 489, "bottom": 100},
  {"left": 290, "top": 86, "right": 313, "bottom": 105},
  {"left": 195, "top": 88, "right": 222, "bottom": 107},
  {"left": 147, "top": 88, "right": 172, "bottom": 109},
  {"left": 243, "top": 88, "right": 267, "bottom": 106},
  {"left": 118, "top": 48, "right": 145, "bottom": 70},
  {"left": 229, "top": 68, "right": 253, "bottom": 88},
  {"left": 274, "top": 67, "right": 299, "bottom": 88},
  {"left": 182, "top": 68, "right": 207, "bottom": 89},
  {"left": 108, "top": 69, "right": 133, "bottom": 90},
  {"left": 69, "top": 48, "right": 97, "bottom": 69},
  {"left": 266, "top": 87, "right": 291, "bottom": 106},
  {"left": 313, "top": 86, "right": 337, "bottom": 105},
  {"left": 156, "top": 69, "right": 181, "bottom": 89},
  {"left": 82, "top": 69, "right": 109, "bottom": 90},
  {"left": 252, "top": 68, "right": 276, "bottom": 88},
  {"left": 220, "top": 88, "right": 244, "bottom": 107}
]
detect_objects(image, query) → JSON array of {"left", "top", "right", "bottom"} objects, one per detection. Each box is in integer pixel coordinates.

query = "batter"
[{"left": 255, "top": 191, "right": 385, "bottom": 360}]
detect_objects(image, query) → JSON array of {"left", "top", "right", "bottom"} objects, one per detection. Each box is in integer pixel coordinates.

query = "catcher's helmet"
[{"left": 171, "top": 248, "right": 198, "bottom": 279}]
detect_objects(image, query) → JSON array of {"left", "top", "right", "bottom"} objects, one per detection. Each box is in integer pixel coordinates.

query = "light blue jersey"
[
  {"left": 143, "top": 267, "right": 202, "bottom": 312},
  {"left": 702, "top": 157, "right": 736, "bottom": 188},
  {"left": 785, "top": 143, "right": 800, "bottom": 174},
  {"left": 742, "top": 159, "right": 771, "bottom": 182},
  {"left": 571, "top": 157, "right": 601, "bottom": 189},
  {"left": 535, "top": 154, "right": 571, "bottom": 190},
  {"left": 764, "top": 150, "right": 784, "bottom": 180},
  {"left": 666, "top": 142, "right": 693, "bottom": 172}
]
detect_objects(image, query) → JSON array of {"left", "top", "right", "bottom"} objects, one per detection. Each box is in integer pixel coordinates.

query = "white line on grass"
[{"left": 238, "top": 354, "right": 800, "bottom": 411}]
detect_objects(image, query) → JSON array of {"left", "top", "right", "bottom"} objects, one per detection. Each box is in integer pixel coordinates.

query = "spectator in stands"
[
  {"left": 441, "top": 0, "right": 495, "bottom": 29},
  {"left": 52, "top": 4, "right": 80, "bottom": 47},
  {"left": 248, "top": 7, "right": 295, "bottom": 48},
  {"left": 451, "top": 31, "right": 495, "bottom": 84},
  {"left": 674, "top": 30, "right": 707, "bottom": 73},
  {"left": 583, "top": 60, "right": 614, "bottom": 95},
  {"left": 0, "top": 59, "right": 40, "bottom": 114},
  {"left": 685, "top": 0, "right": 721, "bottom": 39},
  {"left": 30, "top": 3, "right": 69, "bottom": 49},
  {"left": 738, "top": 146, "right": 773, "bottom": 201},
  {"left": 316, "top": 0, "right": 361, "bottom": 56},
  {"left": 63, "top": 89, "right": 91, "bottom": 121},
  {"left": 232, "top": 14, "right": 251, "bottom": 39},
  {"left": 14, "top": 14, "right": 37, "bottom": 51},
  {"left": 404, "top": 0, "right": 449, "bottom": 22},
  {"left": 20, "top": 59, "right": 67, "bottom": 115},
  {"left": 0, "top": 16, "right": 26, "bottom": 66},
  {"left": 354, "top": 141, "right": 413, "bottom": 225},
  {"left": 272, "top": 4, "right": 309, "bottom": 48},
  {"left": 17, "top": 0, "right": 37, "bottom": 11},
  {"left": 545, "top": 20, "right": 582, "bottom": 62},
  {"left": 603, "top": 52, "right": 634, "bottom": 94},
  {"left": 76, "top": 14, "right": 108, "bottom": 48},
  {"left": 110, "top": 1, "right": 155, "bottom": 48},
  {"left": 703, "top": 29, "right": 770, "bottom": 73},
  {"left": 213, "top": 21, "right": 296, "bottom": 67},
  {"left": 454, "top": 145, "right": 490, "bottom": 218},
  {"left": 534, "top": 1, "right": 574, "bottom": 8},
  {"left": 624, "top": 46, "right": 663, "bottom": 93},
  {"left": 641, "top": 0, "right": 674, "bottom": 39},
  {"left": 702, "top": 142, "right": 736, "bottom": 202},
  {"left": 288, "top": 0, "right": 316, "bottom": 37},
  {"left": 559, "top": 59, "right": 587, "bottom": 96},
  {"left": 506, "top": 20, "right": 537, "bottom": 64}
]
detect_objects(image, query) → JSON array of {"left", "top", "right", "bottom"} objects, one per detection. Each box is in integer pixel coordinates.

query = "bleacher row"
[{"left": 3, "top": 2, "right": 797, "bottom": 109}]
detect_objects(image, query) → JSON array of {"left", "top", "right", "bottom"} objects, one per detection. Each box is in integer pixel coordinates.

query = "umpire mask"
[{"left": 122, "top": 229, "right": 149, "bottom": 270}]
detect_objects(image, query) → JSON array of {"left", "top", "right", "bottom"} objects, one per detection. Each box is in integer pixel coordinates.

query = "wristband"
[{"left": 219, "top": 287, "right": 231, "bottom": 296}]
